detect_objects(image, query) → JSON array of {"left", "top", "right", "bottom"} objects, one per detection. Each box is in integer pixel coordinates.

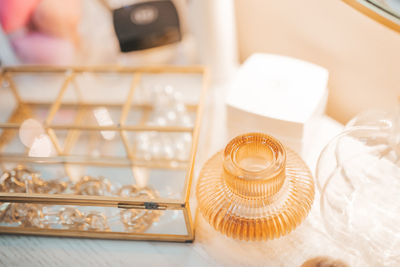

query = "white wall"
[{"left": 235, "top": 0, "right": 400, "bottom": 123}]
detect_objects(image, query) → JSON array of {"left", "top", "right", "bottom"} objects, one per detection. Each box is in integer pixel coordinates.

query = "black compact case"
[{"left": 113, "top": 0, "right": 181, "bottom": 52}]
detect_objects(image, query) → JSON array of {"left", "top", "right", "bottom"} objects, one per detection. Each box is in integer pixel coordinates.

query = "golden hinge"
[{"left": 117, "top": 202, "right": 168, "bottom": 210}]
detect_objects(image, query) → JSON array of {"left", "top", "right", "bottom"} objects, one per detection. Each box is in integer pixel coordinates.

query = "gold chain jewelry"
[
  {"left": 0, "top": 165, "right": 33, "bottom": 193},
  {"left": 31, "top": 179, "right": 69, "bottom": 194},
  {"left": 59, "top": 208, "right": 86, "bottom": 230},
  {"left": 59, "top": 208, "right": 110, "bottom": 231},
  {"left": 85, "top": 212, "right": 110, "bottom": 231},
  {"left": 0, "top": 165, "right": 68, "bottom": 194},
  {"left": 118, "top": 184, "right": 158, "bottom": 199},
  {"left": 74, "top": 175, "right": 112, "bottom": 196},
  {"left": 1, "top": 168, "right": 161, "bottom": 233},
  {"left": 0, "top": 203, "right": 12, "bottom": 223},
  {"left": 118, "top": 185, "right": 161, "bottom": 233},
  {"left": 9, "top": 203, "right": 47, "bottom": 228},
  {"left": 120, "top": 208, "right": 160, "bottom": 233}
]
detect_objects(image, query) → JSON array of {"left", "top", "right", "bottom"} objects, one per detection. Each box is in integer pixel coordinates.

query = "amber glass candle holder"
[{"left": 196, "top": 133, "right": 314, "bottom": 241}]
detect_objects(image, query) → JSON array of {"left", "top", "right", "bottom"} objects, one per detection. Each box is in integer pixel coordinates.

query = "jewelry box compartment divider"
[{"left": 0, "top": 66, "right": 208, "bottom": 242}]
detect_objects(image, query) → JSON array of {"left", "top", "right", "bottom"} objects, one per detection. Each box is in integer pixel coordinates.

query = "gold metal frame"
[
  {"left": 343, "top": 0, "right": 400, "bottom": 33},
  {"left": 0, "top": 65, "right": 208, "bottom": 242}
]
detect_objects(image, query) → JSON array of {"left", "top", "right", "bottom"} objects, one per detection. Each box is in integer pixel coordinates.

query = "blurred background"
[
  {"left": 235, "top": 0, "right": 400, "bottom": 123},
  {"left": 0, "top": 0, "right": 399, "bottom": 124}
]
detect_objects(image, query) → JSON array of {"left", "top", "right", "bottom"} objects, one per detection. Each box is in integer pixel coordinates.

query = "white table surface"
[{"left": 0, "top": 87, "right": 348, "bottom": 267}]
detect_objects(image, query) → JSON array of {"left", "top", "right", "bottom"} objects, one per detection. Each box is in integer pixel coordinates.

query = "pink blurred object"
[
  {"left": 32, "top": 0, "right": 81, "bottom": 43},
  {"left": 0, "top": 0, "right": 41, "bottom": 33},
  {"left": 11, "top": 32, "right": 74, "bottom": 64}
]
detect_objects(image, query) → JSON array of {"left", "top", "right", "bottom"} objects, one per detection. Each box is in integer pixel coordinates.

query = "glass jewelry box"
[{"left": 0, "top": 65, "right": 207, "bottom": 242}]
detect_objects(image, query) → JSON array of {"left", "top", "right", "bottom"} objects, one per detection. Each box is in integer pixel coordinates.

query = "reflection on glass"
[
  {"left": 371, "top": 0, "right": 400, "bottom": 16},
  {"left": 93, "top": 107, "right": 116, "bottom": 140},
  {"left": 19, "top": 118, "right": 44, "bottom": 147},
  {"left": 345, "top": 0, "right": 400, "bottom": 33},
  {"left": 132, "top": 167, "right": 149, "bottom": 188},
  {"left": 28, "top": 134, "right": 54, "bottom": 157},
  {"left": 19, "top": 118, "right": 54, "bottom": 157}
]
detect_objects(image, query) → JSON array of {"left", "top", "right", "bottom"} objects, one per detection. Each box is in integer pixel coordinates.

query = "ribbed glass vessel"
[{"left": 196, "top": 133, "right": 314, "bottom": 241}]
